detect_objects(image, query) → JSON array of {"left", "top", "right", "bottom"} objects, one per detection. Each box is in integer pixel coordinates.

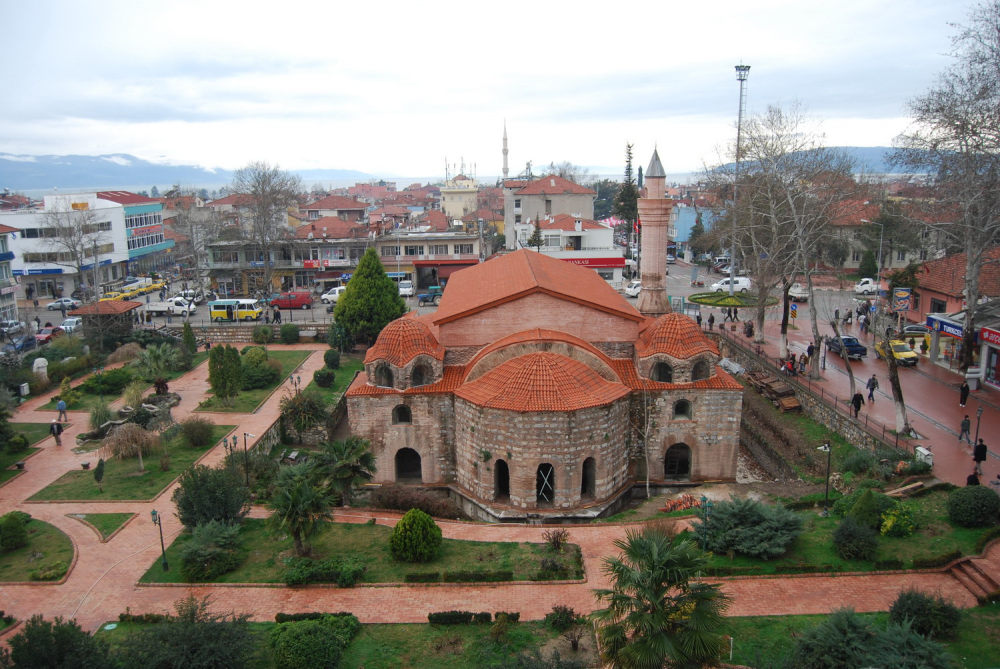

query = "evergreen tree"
[
  {"left": 182, "top": 322, "right": 198, "bottom": 355},
  {"left": 208, "top": 346, "right": 226, "bottom": 400},
  {"left": 858, "top": 250, "right": 878, "bottom": 279},
  {"left": 93, "top": 458, "right": 105, "bottom": 493},
  {"left": 688, "top": 211, "right": 708, "bottom": 256},
  {"left": 613, "top": 143, "right": 639, "bottom": 228},
  {"left": 333, "top": 247, "right": 406, "bottom": 345},
  {"left": 224, "top": 346, "right": 242, "bottom": 405},
  {"left": 150, "top": 185, "right": 160, "bottom": 198},
  {"left": 527, "top": 219, "right": 544, "bottom": 252}
]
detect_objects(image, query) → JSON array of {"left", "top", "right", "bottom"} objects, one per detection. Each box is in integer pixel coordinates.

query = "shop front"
[
  {"left": 979, "top": 326, "right": 1000, "bottom": 389},
  {"left": 926, "top": 314, "right": 978, "bottom": 370}
]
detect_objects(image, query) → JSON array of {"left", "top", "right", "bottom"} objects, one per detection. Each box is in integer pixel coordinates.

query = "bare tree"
[
  {"left": 31, "top": 206, "right": 111, "bottom": 301},
  {"left": 229, "top": 162, "right": 302, "bottom": 295},
  {"left": 170, "top": 202, "right": 223, "bottom": 302}
]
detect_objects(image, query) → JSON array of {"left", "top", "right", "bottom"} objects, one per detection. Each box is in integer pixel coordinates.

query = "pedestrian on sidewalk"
[
  {"left": 56, "top": 398, "right": 68, "bottom": 422},
  {"left": 807, "top": 342, "right": 815, "bottom": 359},
  {"left": 33, "top": 298, "right": 39, "bottom": 309},
  {"left": 273, "top": 305, "right": 282, "bottom": 324},
  {"left": 834, "top": 308, "right": 840, "bottom": 322},
  {"left": 974, "top": 439, "right": 988, "bottom": 476},
  {"left": 707, "top": 313, "right": 715, "bottom": 331},
  {"left": 33, "top": 315, "right": 40, "bottom": 332},
  {"left": 49, "top": 419, "right": 63, "bottom": 446},
  {"left": 696, "top": 313, "right": 702, "bottom": 328},
  {"left": 959, "top": 415, "right": 973, "bottom": 444},
  {"left": 799, "top": 353, "right": 808, "bottom": 374},
  {"left": 960, "top": 381, "right": 970, "bottom": 407},
  {"left": 851, "top": 391, "right": 865, "bottom": 418},
  {"left": 733, "top": 308, "right": 740, "bottom": 322},
  {"left": 866, "top": 374, "right": 879, "bottom": 402},
  {"left": 723, "top": 308, "right": 731, "bottom": 323}
]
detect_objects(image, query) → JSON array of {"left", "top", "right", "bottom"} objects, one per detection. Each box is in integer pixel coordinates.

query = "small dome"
[
  {"left": 455, "top": 352, "right": 629, "bottom": 412},
  {"left": 637, "top": 313, "right": 719, "bottom": 359},
  {"left": 365, "top": 317, "right": 444, "bottom": 367}
]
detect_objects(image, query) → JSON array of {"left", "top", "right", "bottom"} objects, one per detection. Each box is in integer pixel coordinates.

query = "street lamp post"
[
  {"left": 975, "top": 405, "right": 984, "bottom": 445},
  {"left": 730, "top": 64, "right": 751, "bottom": 298},
  {"left": 290, "top": 375, "right": 302, "bottom": 395},
  {"left": 150, "top": 509, "right": 169, "bottom": 571},
  {"left": 818, "top": 443, "right": 832, "bottom": 516},
  {"left": 243, "top": 432, "right": 256, "bottom": 488},
  {"left": 700, "top": 495, "right": 714, "bottom": 551},
  {"left": 93, "top": 366, "right": 105, "bottom": 401}
]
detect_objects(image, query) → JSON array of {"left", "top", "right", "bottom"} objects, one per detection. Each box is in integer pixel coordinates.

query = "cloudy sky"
[{"left": 0, "top": 0, "right": 972, "bottom": 179}]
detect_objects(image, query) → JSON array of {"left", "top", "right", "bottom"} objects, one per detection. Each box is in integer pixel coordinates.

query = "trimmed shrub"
[
  {"left": 428, "top": 611, "right": 474, "bottom": 625},
  {"left": 833, "top": 516, "right": 879, "bottom": 561},
  {"left": 849, "top": 488, "right": 882, "bottom": 530},
  {"left": 0, "top": 512, "right": 29, "bottom": 551},
  {"left": 252, "top": 325, "right": 274, "bottom": 344},
  {"left": 975, "top": 526, "right": 1000, "bottom": 553},
  {"left": 5, "top": 433, "right": 29, "bottom": 453},
  {"left": 179, "top": 520, "right": 245, "bottom": 582},
  {"left": 241, "top": 361, "right": 281, "bottom": 390},
  {"left": 240, "top": 345, "right": 265, "bottom": 356},
  {"left": 274, "top": 612, "right": 354, "bottom": 623},
  {"left": 888, "top": 588, "right": 961, "bottom": 639},
  {"left": 880, "top": 503, "right": 917, "bottom": 537},
  {"left": 270, "top": 619, "right": 343, "bottom": 669},
  {"left": 833, "top": 487, "right": 896, "bottom": 519},
  {"left": 692, "top": 496, "right": 803, "bottom": 560},
  {"left": 773, "top": 563, "right": 843, "bottom": 574},
  {"left": 172, "top": 465, "right": 251, "bottom": 529},
  {"left": 78, "top": 366, "right": 134, "bottom": 395},
  {"left": 388, "top": 509, "right": 443, "bottom": 563},
  {"left": 242, "top": 346, "right": 268, "bottom": 368},
  {"left": 912, "top": 550, "right": 963, "bottom": 569},
  {"left": 29, "top": 560, "right": 68, "bottom": 581},
  {"left": 947, "top": 486, "right": 1000, "bottom": 528},
  {"left": 873, "top": 558, "right": 905, "bottom": 570},
  {"left": 282, "top": 557, "right": 367, "bottom": 587},
  {"left": 180, "top": 417, "right": 216, "bottom": 448},
  {"left": 323, "top": 349, "right": 340, "bottom": 369},
  {"left": 543, "top": 605, "right": 578, "bottom": 632},
  {"left": 404, "top": 572, "right": 441, "bottom": 583},
  {"left": 368, "top": 483, "right": 463, "bottom": 519},
  {"left": 130, "top": 406, "right": 153, "bottom": 429},
  {"left": 494, "top": 611, "right": 521, "bottom": 623},
  {"left": 313, "top": 368, "right": 335, "bottom": 388},
  {"left": 442, "top": 570, "right": 513, "bottom": 583},
  {"left": 280, "top": 323, "right": 300, "bottom": 345}
]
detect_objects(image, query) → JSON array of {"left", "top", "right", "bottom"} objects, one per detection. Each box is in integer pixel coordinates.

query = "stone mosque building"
[{"left": 346, "top": 152, "right": 744, "bottom": 520}]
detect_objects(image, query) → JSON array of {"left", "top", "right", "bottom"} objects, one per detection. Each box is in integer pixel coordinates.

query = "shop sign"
[
  {"left": 981, "top": 327, "right": 1000, "bottom": 346},
  {"left": 303, "top": 260, "right": 321, "bottom": 269},
  {"left": 927, "top": 315, "right": 964, "bottom": 339},
  {"left": 562, "top": 257, "right": 626, "bottom": 268},
  {"left": 323, "top": 258, "right": 349, "bottom": 267},
  {"left": 891, "top": 288, "right": 911, "bottom": 312}
]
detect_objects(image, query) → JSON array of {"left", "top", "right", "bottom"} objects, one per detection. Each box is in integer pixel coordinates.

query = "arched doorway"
[
  {"left": 664, "top": 444, "right": 691, "bottom": 480},
  {"left": 395, "top": 448, "right": 422, "bottom": 483},
  {"left": 494, "top": 460, "right": 510, "bottom": 501},
  {"left": 536, "top": 463, "right": 555, "bottom": 506},
  {"left": 580, "top": 457, "right": 596, "bottom": 499}
]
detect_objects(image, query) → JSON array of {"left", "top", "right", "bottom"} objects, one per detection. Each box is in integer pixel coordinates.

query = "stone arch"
[
  {"left": 691, "top": 359, "right": 711, "bottom": 381},
  {"left": 664, "top": 444, "right": 691, "bottom": 480},
  {"left": 374, "top": 363, "right": 394, "bottom": 388},
  {"left": 536, "top": 463, "right": 555, "bottom": 506},
  {"left": 651, "top": 361, "right": 673, "bottom": 382},
  {"left": 673, "top": 400, "right": 692, "bottom": 420},
  {"left": 581, "top": 457, "right": 596, "bottom": 499},
  {"left": 494, "top": 459, "right": 510, "bottom": 501},
  {"left": 395, "top": 447, "right": 422, "bottom": 483},
  {"left": 411, "top": 362, "right": 433, "bottom": 388},
  {"left": 392, "top": 405, "right": 412, "bottom": 424}
]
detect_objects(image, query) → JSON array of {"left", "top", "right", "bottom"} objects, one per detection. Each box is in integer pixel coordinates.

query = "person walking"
[
  {"left": 33, "top": 315, "right": 40, "bottom": 332},
  {"left": 959, "top": 415, "right": 973, "bottom": 445},
  {"left": 851, "top": 391, "right": 865, "bottom": 418},
  {"left": 799, "top": 353, "right": 808, "bottom": 374},
  {"left": 707, "top": 313, "right": 715, "bottom": 331},
  {"left": 807, "top": 342, "right": 815, "bottom": 359},
  {"left": 960, "top": 381, "right": 970, "bottom": 407},
  {"left": 866, "top": 374, "right": 879, "bottom": 402},
  {"left": 56, "top": 398, "right": 68, "bottom": 422},
  {"left": 273, "top": 305, "right": 282, "bottom": 324},
  {"left": 973, "top": 439, "right": 988, "bottom": 476},
  {"left": 723, "top": 308, "right": 731, "bottom": 323},
  {"left": 696, "top": 313, "right": 702, "bottom": 328},
  {"left": 49, "top": 419, "right": 63, "bottom": 446}
]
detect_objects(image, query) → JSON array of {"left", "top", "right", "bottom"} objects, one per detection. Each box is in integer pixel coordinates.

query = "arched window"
[
  {"left": 581, "top": 457, "right": 596, "bottom": 499},
  {"left": 395, "top": 448, "right": 422, "bottom": 482},
  {"left": 374, "top": 364, "right": 394, "bottom": 388},
  {"left": 494, "top": 460, "right": 510, "bottom": 501},
  {"left": 665, "top": 444, "right": 691, "bottom": 480},
  {"left": 392, "top": 405, "right": 412, "bottom": 424},
  {"left": 536, "top": 463, "right": 555, "bottom": 506},
  {"left": 673, "top": 400, "right": 692, "bottom": 420},
  {"left": 651, "top": 361, "right": 673, "bottom": 383},
  {"left": 692, "top": 360, "right": 711, "bottom": 381},
  {"left": 411, "top": 363, "right": 433, "bottom": 388}
]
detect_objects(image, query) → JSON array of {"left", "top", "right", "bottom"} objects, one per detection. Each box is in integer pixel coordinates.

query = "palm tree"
[
  {"left": 134, "top": 343, "right": 183, "bottom": 381},
  {"left": 265, "top": 461, "right": 335, "bottom": 557},
  {"left": 318, "top": 436, "right": 377, "bottom": 506},
  {"left": 591, "top": 527, "right": 731, "bottom": 669}
]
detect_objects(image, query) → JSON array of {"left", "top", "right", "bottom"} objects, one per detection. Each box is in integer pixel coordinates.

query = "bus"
[{"left": 208, "top": 299, "right": 263, "bottom": 322}]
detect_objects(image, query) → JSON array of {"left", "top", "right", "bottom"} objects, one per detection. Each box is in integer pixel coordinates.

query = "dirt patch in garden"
[{"left": 536, "top": 628, "right": 599, "bottom": 666}]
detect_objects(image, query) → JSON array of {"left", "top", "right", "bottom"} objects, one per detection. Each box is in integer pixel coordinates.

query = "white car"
[
  {"left": 711, "top": 277, "right": 752, "bottom": 293},
  {"left": 60, "top": 317, "right": 83, "bottom": 333},
  {"left": 398, "top": 280, "right": 414, "bottom": 297},
  {"left": 624, "top": 280, "right": 642, "bottom": 297},
  {"left": 321, "top": 286, "right": 347, "bottom": 304}
]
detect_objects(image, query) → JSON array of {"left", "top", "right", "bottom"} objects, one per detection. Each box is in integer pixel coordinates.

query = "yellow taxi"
[
  {"left": 99, "top": 292, "right": 124, "bottom": 302},
  {"left": 118, "top": 286, "right": 144, "bottom": 299},
  {"left": 875, "top": 339, "right": 919, "bottom": 367},
  {"left": 149, "top": 280, "right": 167, "bottom": 293}
]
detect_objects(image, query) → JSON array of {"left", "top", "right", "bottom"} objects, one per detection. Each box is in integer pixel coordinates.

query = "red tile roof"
[
  {"left": 539, "top": 214, "right": 608, "bottom": 231},
  {"left": 0, "top": 224, "right": 19, "bottom": 234},
  {"left": 208, "top": 194, "right": 253, "bottom": 207},
  {"left": 303, "top": 195, "right": 368, "bottom": 211},
  {"left": 610, "top": 359, "right": 743, "bottom": 391},
  {"left": 461, "top": 207, "right": 502, "bottom": 222},
  {"left": 418, "top": 210, "right": 451, "bottom": 231},
  {"left": 370, "top": 205, "right": 410, "bottom": 217},
  {"left": 69, "top": 301, "right": 143, "bottom": 315},
  {"left": 636, "top": 313, "right": 720, "bottom": 359},
  {"left": 293, "top": 218, "right": 368, "bottom": 239},
  {"left": 97, "top": 191, "right": 161, "bottom": 205},
  {"left": 463, "top": 328, "right": 621, "bottom": 383},
  {"left": 432, "top": 249, "right": 642, "bottom": 326},
  {"left": 828, "top": 200, "right": 881, "bottom": 227},
  {"left": 346, "top": 366, "right": 465, "bottom": 396},
  {"left": 455, "top": 352, "right": 630, "bottom": 412},
  {"left": 514, "top": 175, "right": 595, "bottom": 196},
  {"left": 918, "top": 247, "right": 1000, "bottom": 298},
  {"left": 365, "top": 315, "right": 445, "bottom": 366}
]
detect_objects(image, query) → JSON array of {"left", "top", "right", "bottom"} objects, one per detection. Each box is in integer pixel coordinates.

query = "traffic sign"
[{"left": 790, "top": 304, "right": 797, "bottom": 311}]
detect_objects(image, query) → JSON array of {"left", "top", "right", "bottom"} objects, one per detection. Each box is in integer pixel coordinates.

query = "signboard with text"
[
  {"left": 892, "top": 288, "right": 912, "bottom": 312},
  {"left": 562, "top": 257, "right": 626, "bottom": 268},
  {"left": 980, "top": 327, "right": 1000, "bottom": 346}
]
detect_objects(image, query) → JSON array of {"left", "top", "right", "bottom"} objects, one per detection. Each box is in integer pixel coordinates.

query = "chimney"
[{"left": 575, "top": 219, "right": 582, "bottom": 231}]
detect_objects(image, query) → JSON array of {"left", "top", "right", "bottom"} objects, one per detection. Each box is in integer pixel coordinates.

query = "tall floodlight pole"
[{"left": 730, "top": 64, "right": 751, "bottom": 299}]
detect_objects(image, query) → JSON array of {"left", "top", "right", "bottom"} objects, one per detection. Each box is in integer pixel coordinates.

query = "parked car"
[
  {"left": 2, "top": 335, "right": 37, "bottom": 355},
  {"left": 172, "top": 290, "right": 203, "bottom": 304},
  {"left": 0, "top": 320, "right": 24, "bottom": 336},
  {"left": 710, "top": 277, "right": 752, "bottom": 293},
  {"left": 398, "top": 280, "right": 414, "bottom": 297},
  {"left": 855, "top": 278, "right": 881, "bottom": 295},
  {"left": 321, "top": 286, "right": 347, "bottom": 304},
  {"left": 99, "top": 292, "right": 124, "bottom": 302},
  {"left": 60, "top": 317, "right": 83, "bottom": 334},
  {"left": 270, "top": 291, "right": 313, "bottom": 310},
  {"left": 666, "top": 254, "right": 676, "bottom": 264},
  {"left": 35, "top": 326, "right": 65, "bottom": 344},
  {"left": 895, "top": 324, "right": 932, "bottom": 337},
  {"left": 47, "top": 297, "right": 83, "bottom": 310},
  {"left": 788, "top": 283, "right": 809, "bottom": 302},
  {"left": 826, "top": 335, "right": 868, "bottom": 360},
  {"left": 624, "top": 280, "right": 642, "bottom": 297},
  {"left": 875, "top": 339, "right": 919, "bottom": 366}
]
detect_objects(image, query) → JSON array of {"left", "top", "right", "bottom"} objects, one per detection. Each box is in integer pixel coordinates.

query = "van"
[
  {"left": 398, "top": 280, "right": 414, "bottom": 297},
  {"left": 270, "top": 291, "right": 313, "bottom": 310},
  {"left": 713, "top": 255, "right": 731, "bottom": 265},
  {"left": 209, "top": 299, "right": 264, "bottom": 322},
  {"left": 321, "top": 286, "right": 347, "bottom": 304},
  {"left": 710, "top": 277, "right": 753, "bottom": 293}
]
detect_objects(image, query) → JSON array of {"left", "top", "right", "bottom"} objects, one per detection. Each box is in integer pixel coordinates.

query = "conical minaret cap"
[{"left": 646, "top": 149, "right": 666, "bottom": 178}]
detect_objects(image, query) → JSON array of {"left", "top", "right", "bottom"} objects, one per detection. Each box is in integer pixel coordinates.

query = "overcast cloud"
[{"left": 0, "top": 0, "right": 972, "bottom": 179}]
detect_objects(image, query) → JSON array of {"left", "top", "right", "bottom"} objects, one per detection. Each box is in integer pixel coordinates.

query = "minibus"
[{"left": 208, "top": 299, "right": 263, "bottom": 322}]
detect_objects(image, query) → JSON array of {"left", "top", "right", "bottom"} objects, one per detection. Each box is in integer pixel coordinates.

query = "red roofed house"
[
  {"left": 301, "top": 195, "right": 368, "bottom": 222},
  {"left": 512, "top": 213, "right": 626, "bottom": 284},
  {"left": 346, "top": 248, "right": 742, "bottom": 521},
  {"left": 503, "top": 175, "right": 596, "bottom": 251}
]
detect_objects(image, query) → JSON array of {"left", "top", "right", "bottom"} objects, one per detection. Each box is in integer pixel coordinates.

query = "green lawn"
[
  {"left": 196, "top": 350, "right": 312, "bottom": 413},
  {"left": 0, "top": 518, "right": 74, "bottom": 583},
  {"left": 140, "top": 518, "right": 583, "bottom": 585},
  {"left": 27, "top": 425, "right": 235, "bottom": 501},
  {"left": 725, "top": 608, "right": 1000, "bottom": 669},
  {"left": 0, "top": 447, "right": 40, "bottom": 484},
  {"left": 303, "top": 353, "right": 365, "bottom": 405},
  {"left": 15, "top": 422, "right": 53, "bottom": 446},
  {"left": 70, "top": 512, "right": 134, "bottom": 540},
  {"left": 700, "top": 490, "right": 985, "bottom": 574}
]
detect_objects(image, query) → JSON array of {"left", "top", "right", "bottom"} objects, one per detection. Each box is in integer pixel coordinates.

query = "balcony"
[{"left": 0, "top": 251, "right": 14, "bottom": 262}]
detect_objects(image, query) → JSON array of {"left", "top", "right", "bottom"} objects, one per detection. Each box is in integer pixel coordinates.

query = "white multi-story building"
[
  {"left": 0, "top": 224, "right": 19, "bottom": 322},
  {"left": 511, "top": 214, "right": 626, "bottom": 285}
]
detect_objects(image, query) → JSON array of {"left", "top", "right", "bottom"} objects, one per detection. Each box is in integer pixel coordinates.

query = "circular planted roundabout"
[{"left": 687, "top": 292, "right": 779, "bottom": 309}]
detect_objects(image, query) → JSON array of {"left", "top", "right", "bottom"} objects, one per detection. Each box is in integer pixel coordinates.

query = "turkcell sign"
[{"left": 927, "top": 315, "right": 964, "bottom": 339}]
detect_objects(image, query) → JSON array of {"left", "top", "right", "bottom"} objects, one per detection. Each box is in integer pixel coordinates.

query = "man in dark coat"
[
  {"left": 851, "top": 392, "right": 865, "bottom": 419},
  {"left": 960, "top": 382, "right": 970, "bottom": 407},
  {"left": 49, "top": 419, "right": 63, "bottom": 446},
  {"left": 974, "top": 439, "right": 988, "bottom": 476}
]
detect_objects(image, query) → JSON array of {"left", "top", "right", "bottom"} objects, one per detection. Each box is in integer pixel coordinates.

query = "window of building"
[
  {"left": 374, "top": 364, "right": 394, "bottom": 388},
  {"left": 514, "top": 198, "right": 521, "bottom": 209},
  {"left": 381, "top": 246, "right": 400, "bottom": 257},
  {"left": 429, "top": 245, "right": 448, "bottom": 255},
  {"left": 851, "top": 250, "right": 861, "bottom": 262},
  {"left": 544, "top": 200, "right": 552, "bottom": 215},
  {"left": 692, "top": 360, "right": 711, "bottom": 381},
  {"left": 853, "top": 230, "right": 862, "bottom": 240},
  {"left": 930, "top": 298, "right": 947, "bottom": 313},
  {"left": 651, "top": 362, "right": 673, "bottom": 383},
  {"left": 455, "top": 244, "right": 473, "bottom": 254},
  {"left": 392, "top": 405, "right": 412, "bottom": 424},
  {"left": 673, "top": 400, "right": 693, "bottom": 419},
  {"left": 404, "top": 245, "right": 424, "bottom": 256},
  {"left": 514, "top": 215, "right": 522, "bottom": 224},
  {"left": 543, "top": 235, "right": 560, "bottom": 248},
  {"left": 919, "top": 249, "right": 928, "bottom": 260},
  {"left": 896, "top": 249, "right": 906, "bottom": 262},
  {"left": 411, "top": 364, "right": 433, "bottom": 388},
  {"left": 125, "top": 211, "right": 163, "bottom": 229}
]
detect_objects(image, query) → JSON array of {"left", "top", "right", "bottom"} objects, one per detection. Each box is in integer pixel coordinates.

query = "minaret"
[
  {"left": 635, "top": 148, "right": 675, "bottom": 317},
  {"left": 502, "top": 122, "right": 509, "bottom": 180}
]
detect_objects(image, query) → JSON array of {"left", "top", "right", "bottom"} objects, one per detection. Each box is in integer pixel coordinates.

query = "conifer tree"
[
  {"left": 333, "top": 247, "right": 406, "bottom": 345},
  {"left": 527, "top": 219, "right": 544, "bottom": 251}
]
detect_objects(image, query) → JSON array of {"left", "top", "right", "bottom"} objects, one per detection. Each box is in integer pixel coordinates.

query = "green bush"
[
  {"left": 242, "top": 347, "right": 268, "bottom": 368},
  {"left": 171, "top": 465, "right": 251, "bottom": 529},
  {"left": 848, "top": 488, "right": 882, "bottom": 530},
  {"left": 323, "top": 349, "right": 340, "bottom": 369},
  {"left": 840, "top": 450, "right": 875, "bottom": 474},
  {"left": 0, "top": 512, "right": 29, "bottom": 551},
  {"left": 428, "top": 611, "right": 474, "bottom": 625},
  {"left": 280, "top": 323, "right": 300, "bottom": 345},
  {"left": 888, "top": 588, "right": 961, "bottom": 639},
  {"left": 494, "top": 611, "right": 520, "bottom": 623},
  {"left": 270, "top": 620, "right": 344, "bottom": 669},
  {"left": 78, "top": 366, "right": 134, "bottom": 395},
  {"left": 29, "top": 560, "right": 68, "bottom": 581},
  {"left": 252, "top": 326, "right": 274, "bottom": 344},
  {"left": 179, "top": 521, "right": 245, "bottom": 582},
  {"left": 912, "top": 550, "right": 963, "bottom": 569},
  {"left": 241, "top": 361, "right": 281, "bottom": 390},
  {"left": 832, "top": 516, "right": 879, "bottom": 561},
  {"left": 130, "top": 406, "right": 153, "bottom": 429},
  {"left": 442, "top": 570, "right": 513, "bottom": 583},
  {"left": 313, "top": 368, "right": 335, "bottom": 388},
  {"left": 180, "top": 417, "right": 216, "bottom": 448},
  {"left": 388, "top": 509, "right": 443, "bottom": 563},
  {"left": 282, "top": 557, "right": 367, "bottom": 587},
  {"left": 880, "top": 503, "right": 917, "bottom": 537},
  {"left": 274, "top": 612, "right": 354, "bottom": 623},
  {"left": 89, "top": 402, "right": 113, "bottom": 431},
  {"left": 404, "top": 572, "right": 441, "bottom": 583},
  {"left": 692, "top": 496, "right": 803, "bottom": 560},
  {"left": 947, "top": 486, "right": 1000, "bottom": 528},
  {"left": 873, "top": 558, "right": 905, "bottom": 570},
  {"left": 833, "top": 487, "right": 896, "bottom": 519},
  {"left": 975, "top": 526, "right": 1000, "bottom": 553},
  {"left": 5, "top": 433, "right": 29, "bottom": 453},
  {"left": 543, "top": 605, "right": 578, "bottom": 632}
]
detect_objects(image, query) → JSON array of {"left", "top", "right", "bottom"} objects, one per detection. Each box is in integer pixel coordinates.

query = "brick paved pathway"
[{"left": 1, "top": 344, "right": 997, "bottom": 635}]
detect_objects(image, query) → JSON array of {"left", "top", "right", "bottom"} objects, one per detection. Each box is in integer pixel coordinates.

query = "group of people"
[
  {"left": 780, "top": 343, "right": 818, "bottom": 377},
  {"left": 263, "top": 305, "right": 282, "bottom": 324},
  {"left": 848, "top": 374, "right": 880, "bottom": 418}
]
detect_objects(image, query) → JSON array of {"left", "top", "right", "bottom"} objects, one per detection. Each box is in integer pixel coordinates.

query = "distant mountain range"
[{"left": 0, "top": 153, "right": 373, "bottom": 191}]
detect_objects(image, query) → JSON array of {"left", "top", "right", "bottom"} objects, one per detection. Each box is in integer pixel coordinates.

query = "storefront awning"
[
  {"left": 412, "top": 259, "right": 479, "bottom": 280},
  {"left": 314, "top": 270, "right": 345, "bottom": 281}
]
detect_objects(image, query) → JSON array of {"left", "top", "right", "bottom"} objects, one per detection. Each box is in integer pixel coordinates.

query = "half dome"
[
  {"left": 636, "top": 313, "right": 719, "bottom": 360},
  {"left": 365, "top": 316, "right": 445, "bottom": 367}
]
